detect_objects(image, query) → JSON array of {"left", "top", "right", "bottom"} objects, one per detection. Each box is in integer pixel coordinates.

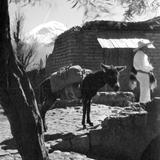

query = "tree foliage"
[
  {"left": 68, "top": 0, "right": 160, "bottom": 21},
  {"left": 9, "top": 0, "right": 160, "bottom": 21},
  {"left": 121, "top": 0, "right": 160, "bottom": 20},
  {"left": 9, "top": 0, "right": 53, "bottom": 8},
  {"left": 9, "top": 0, "right": 41, "bottom": 5},
  {"left": 11, "top": 10, "right": 42, "bottom": 70}
]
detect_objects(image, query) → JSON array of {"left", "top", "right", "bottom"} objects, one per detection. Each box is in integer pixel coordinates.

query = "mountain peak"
[
  {"left": 26, "top": 21, "right": 67, "bottom": 44},
  {"left": 25, "top": 21, "right": 67, "bottom": 71}
]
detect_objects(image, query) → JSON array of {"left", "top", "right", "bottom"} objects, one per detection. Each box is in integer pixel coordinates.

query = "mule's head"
[{"left": 100, "top": 63, "right": 126, "bottom": 92}]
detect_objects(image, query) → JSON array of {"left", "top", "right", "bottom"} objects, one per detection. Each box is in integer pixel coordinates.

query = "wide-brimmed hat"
[{"left": 133, "top": 41, "right": 153, "bottom": 52}]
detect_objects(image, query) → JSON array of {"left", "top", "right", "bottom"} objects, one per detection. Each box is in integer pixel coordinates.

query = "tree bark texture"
[{"left": 0, "top": 1, "right": 49, "bottom": 160}]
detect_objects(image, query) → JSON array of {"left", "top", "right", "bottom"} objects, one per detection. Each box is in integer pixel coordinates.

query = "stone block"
[
  {"left": 92, "top": 92, "right": 135, "bottom": 107},
  {"left": 71, "top": 134, "right": 90, "bottom": 154},
  {"left": 50, "top": 139, "right": 72, "bottom": 151},
  {"left": 89, "top": 129, "right": 102, "bottom": 147}
]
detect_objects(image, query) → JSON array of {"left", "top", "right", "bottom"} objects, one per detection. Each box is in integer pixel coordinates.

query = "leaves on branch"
[
  {"left": 9, "top": 0, "right": 50, "bottom": 7},
  {"left": 122, "top": 0, "right": 148, "bottom": 20},
  {"left": 11, "top": 10, "right": 38, "bottom": 70},
  {"left": 67, "top": 0, "right": 160, "bottom": 21}
]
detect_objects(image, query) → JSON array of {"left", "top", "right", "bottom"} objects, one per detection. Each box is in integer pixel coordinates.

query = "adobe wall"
[
  {"left": 46, "top": 28, "right": 160, "bottom": 95},
  {"left": 46, "top": 32, "right": 73, "bottom": 76},
  {"left": 145, "top": 32, "right": 160, "bottom": 96}
]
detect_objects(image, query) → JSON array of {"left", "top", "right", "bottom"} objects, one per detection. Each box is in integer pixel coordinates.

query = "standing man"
[{"left": 133, "top": 41, "right": 156, "bottom": 105}]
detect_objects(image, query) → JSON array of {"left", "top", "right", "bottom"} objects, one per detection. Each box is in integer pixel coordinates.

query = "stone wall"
[
  {"left": 146, "top": 32, "right": 160, "bottom": 96},
  {"left": 92, "top": 91, "right": 135, "bottom": 106},
  {"left": 46, "top": 31, "right": 76, "bottom": 76}
]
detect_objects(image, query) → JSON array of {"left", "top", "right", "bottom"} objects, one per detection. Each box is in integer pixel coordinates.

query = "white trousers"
[{"left": 136, "top": 72, "right": 151, "bottom": 103}]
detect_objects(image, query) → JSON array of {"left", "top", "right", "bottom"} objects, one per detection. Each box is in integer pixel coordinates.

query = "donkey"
[
  {"left": 81, "top": 63, "right": 126, "bottom": 128},
  {"left": 39, "top": 63, "right": 126, "bottom": 131}
]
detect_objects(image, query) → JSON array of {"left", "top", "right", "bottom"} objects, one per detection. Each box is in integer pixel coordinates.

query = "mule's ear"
[
  {"left": 116, "top": 66, "right": 126, "bottom": 72},
  {"left": 100, "top": 63, "right": 110, "bottom": 71}
]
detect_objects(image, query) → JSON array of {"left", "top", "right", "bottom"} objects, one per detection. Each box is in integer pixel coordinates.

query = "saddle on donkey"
[{"left": 50, "top": 64, "right": 92, "bottom": 100}]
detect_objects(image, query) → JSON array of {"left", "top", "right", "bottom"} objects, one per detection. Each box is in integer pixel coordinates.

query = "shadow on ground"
[
  {"left": 0, "top": 138, "right": 16, "bottom": 150},
  {"left": 45, "top": 132, "right": 76, "bottom": 142}
]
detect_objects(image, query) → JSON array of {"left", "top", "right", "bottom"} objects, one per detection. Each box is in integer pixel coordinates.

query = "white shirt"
[{"left": 133, "top": 50, "right": 153, "bottom": 73}]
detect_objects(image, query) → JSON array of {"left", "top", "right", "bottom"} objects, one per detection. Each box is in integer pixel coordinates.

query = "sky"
[
  {"left": 9, "top": 0, "right": 160, "bottom": 34},
  {"left": 9, "top": 0, "right": 84, "bottom": 33}
]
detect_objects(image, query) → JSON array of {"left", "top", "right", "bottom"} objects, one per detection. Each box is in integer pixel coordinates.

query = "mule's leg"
[
  {"left": 39, "top": 78, "right": 58, "bottom": 132},
  {"left": 40, "top": 95, "right": 57, "bottom": 131},
  {"left": 40, "top": 98, "right": 55, "bottom": 131},
  {"left": 82, "top": 98, "right": 87, "bottom": 129},
  {"left": 86, "top": 99, "right": 93, "bottom": 126},
  {"left": 40, "top": 104, "right": 48, "bottom": 132}
]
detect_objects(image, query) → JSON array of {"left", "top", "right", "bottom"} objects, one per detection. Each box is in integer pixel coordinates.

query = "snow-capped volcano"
[
  {"left": 25, "top": 21, "right": 67, "bottom": 71},
  {"left": 26, "top": 21, "right": 67, "bottom": 44}
]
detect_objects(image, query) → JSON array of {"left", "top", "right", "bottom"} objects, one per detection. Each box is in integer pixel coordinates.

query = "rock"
[
  {"left": 50, "top": 139, "right": 72, "bottom": 152},
  {"left": 90, "top": 129, "right": 102, "bottom": 147},
  {"left": 88, "top": 98, "right": 160, "bottom": 160},
  {"left": 97, "top": 107, "right": 148, "bottom": 160},
  {"left": 49, "top": 150, "right": 94, "bottom": 160},
  {"left": 141, "top": 134, "right": 160, "bottom": 160},
  {"left": 145, "top": 97, "right": 160, "bottom": 130},
  {"left": 92, "top": 92, "right": 135, "bottom": 107},
  {"left": 71, "top": 134, "right": 90, "bottom": 154}
]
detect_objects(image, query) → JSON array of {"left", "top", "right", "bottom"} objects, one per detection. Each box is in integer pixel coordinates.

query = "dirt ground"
[{"left": 0, "top": 104, "right": 114, "bottom": 160}]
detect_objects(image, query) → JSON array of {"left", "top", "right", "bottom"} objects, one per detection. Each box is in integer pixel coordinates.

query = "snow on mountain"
[
  {"left": 26, "top": 21, "right": 67, "bottom": 44},
  {"left": 25, "top": 21, "right": 67, "bottom": 71}
]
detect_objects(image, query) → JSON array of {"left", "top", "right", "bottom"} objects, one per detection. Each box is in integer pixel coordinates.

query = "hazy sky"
[
  {"left": 9, "top": 0, "right": 84, "bottom": 33},
  {"left": 9, "top": 0, "right": 160, "bottom": 34}
]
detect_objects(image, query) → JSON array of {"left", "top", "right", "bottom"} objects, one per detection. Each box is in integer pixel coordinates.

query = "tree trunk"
[{"left": 0, "top": 1, "right": 49, "bottom": 160}]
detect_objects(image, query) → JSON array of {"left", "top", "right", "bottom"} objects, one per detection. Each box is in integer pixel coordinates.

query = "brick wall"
[
  {"left": 46, "top": 32, "right": 73, "bottom": 76},
  {"left": 45, "top": 29, "right": 104, "bottom": 76},
  {"left": 145, "top": 32, "right": 160, "bottom": 96},
  {"left": 69, "top": 30, "right": 103, "bottom": 70},
  {"left": 46, "top": 28, "right": 160, "bottom": 96}
]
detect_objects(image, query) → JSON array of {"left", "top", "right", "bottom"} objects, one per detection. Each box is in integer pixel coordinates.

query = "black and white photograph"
[{"left": 0, "top": 0, "right": 160, "bottom": 159}]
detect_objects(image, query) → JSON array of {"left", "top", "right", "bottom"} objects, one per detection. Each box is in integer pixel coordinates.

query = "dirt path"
[{"left": 0, "top": 104, "right": 114, "bottom": 160}]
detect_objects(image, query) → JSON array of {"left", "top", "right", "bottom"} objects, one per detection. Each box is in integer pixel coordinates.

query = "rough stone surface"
[
  {"left": 92, "top": 91, "right": 135, "bottom": 107},
  {"left": 47, "top": 99, "right": 160, "bottom": 160},
  {"left": 51, "top": 91, "right": 135, "bottom": 109},
  {"left": 49, "top": 150, "right": 94, "bottom": 160}
]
